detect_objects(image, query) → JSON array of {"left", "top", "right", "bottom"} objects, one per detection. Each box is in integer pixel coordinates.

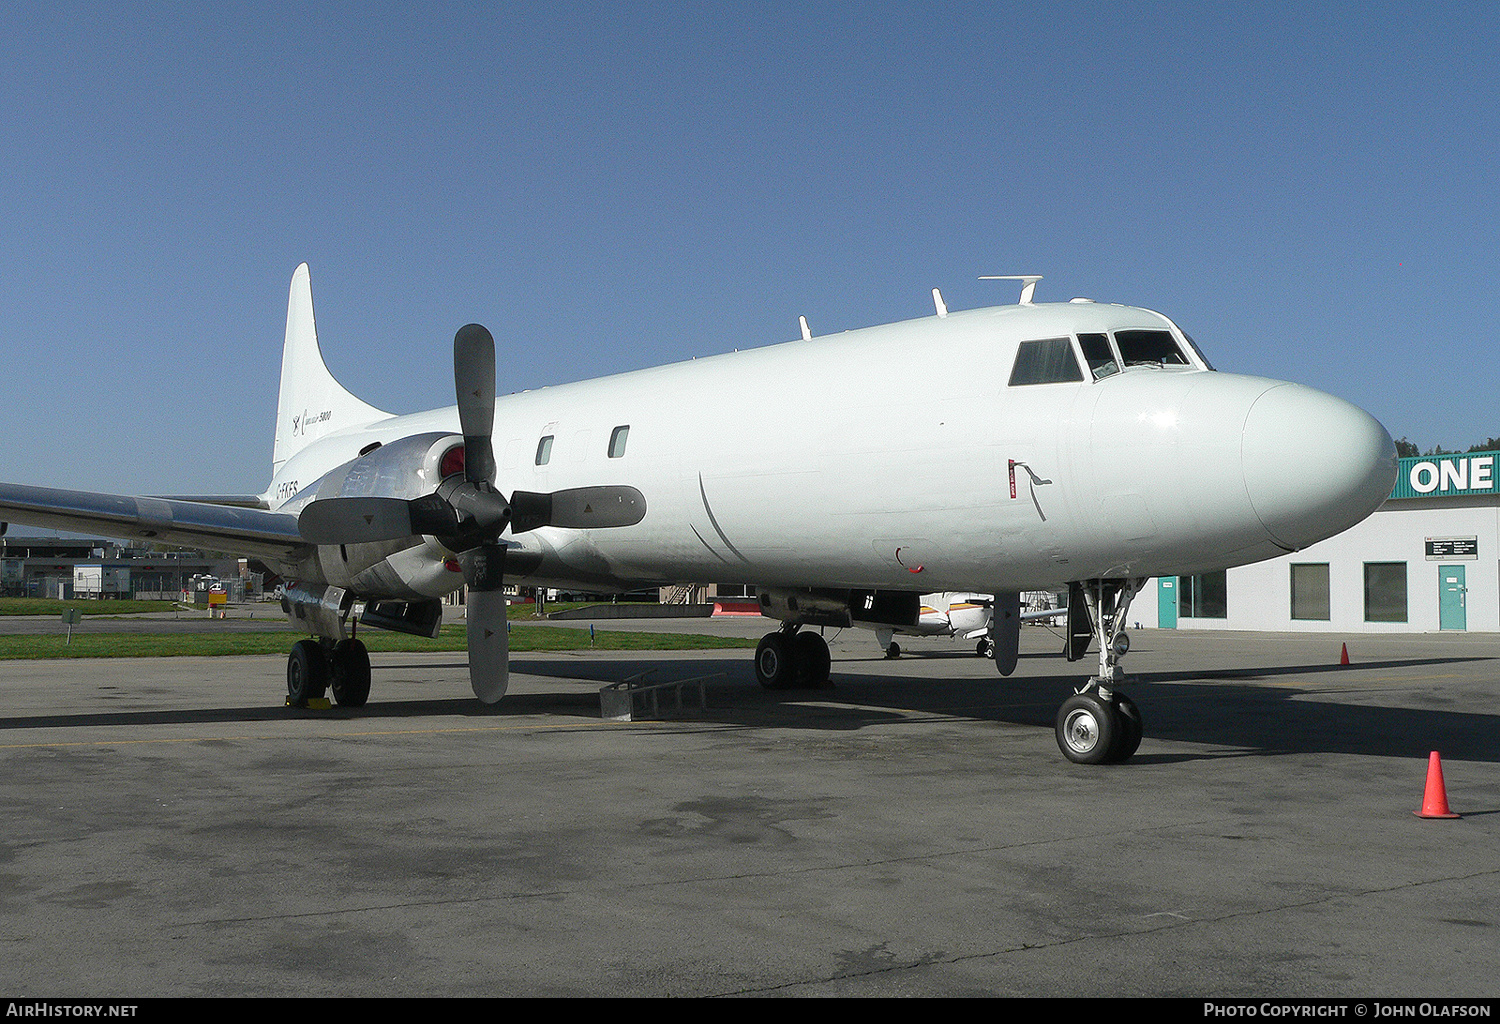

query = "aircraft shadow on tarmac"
[
  {"left": 507, "top": 652, "right": 1500, "bottom": 764},
  {"left": 2, "top": 654, "right": 1496, "bottom": 767}
]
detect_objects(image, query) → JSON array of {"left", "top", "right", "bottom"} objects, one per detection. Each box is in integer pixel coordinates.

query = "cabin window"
[
  {"left": 535, "top": 435, "right": 554, "bottom": 466},
  {"left": 608, "top": 425, "right": 630, "bottom": 458},
  {"left": 1008, "top": 337, "right": 1084, "bottom": 386},
  {"left": 1077, "top": 333, "right": 1119, "bottom": 379},
  {"left": 1114, "top": 330, "right": 1190, "bottom": 367}
]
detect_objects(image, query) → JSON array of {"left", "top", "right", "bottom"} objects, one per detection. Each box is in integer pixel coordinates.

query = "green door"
[
  {"left": 1438, "top": 565, "right": 1466, "bottom": 631},
  {"left": 1158, "top": 577, "right": 1178, "bottom": 629}
]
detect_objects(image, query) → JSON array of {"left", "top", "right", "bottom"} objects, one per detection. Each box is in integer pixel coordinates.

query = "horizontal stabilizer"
[{"left": 154, "top": 494, "right": 271, "bottom": 510}]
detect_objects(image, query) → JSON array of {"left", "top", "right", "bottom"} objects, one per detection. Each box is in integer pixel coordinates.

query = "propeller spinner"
[{"left": 296, "top": 324, "right": 646, "bottom": 703}]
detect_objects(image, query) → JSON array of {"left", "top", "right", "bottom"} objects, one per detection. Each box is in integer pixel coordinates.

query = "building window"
[
  {"left": 535, "top": 435, "right": 554, "bottom": 466},
  {"left": 1290, "top": 563, "right": 1331, "bottom": 621},
  {"left": 1179, "top": 571, "right": 1227, "bottom": 618},
  {"left": 608, "top": 425, "right": 629, "bottom": 458},
  {"left": 1364, "top": 562, "right": 1408, "bottom": 622}
]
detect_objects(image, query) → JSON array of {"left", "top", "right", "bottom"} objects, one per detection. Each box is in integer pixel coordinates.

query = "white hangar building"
[{"left": 1128, "top": 449, "right": 1498, "bottom": 634}]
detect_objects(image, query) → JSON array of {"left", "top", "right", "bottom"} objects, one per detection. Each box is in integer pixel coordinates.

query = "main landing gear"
[
  {"left": 755, "top": 626, "right": 832, "bottom": 689},
  {"left": 286, "top": 636, "right": 372, "bottom": 707},
  {"left": 1055, "top": 579, "right": 1145, "bottom": 764}
]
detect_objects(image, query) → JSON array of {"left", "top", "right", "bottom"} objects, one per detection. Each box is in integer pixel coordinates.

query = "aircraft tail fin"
[{"left": 272, "top": 264, "right": 391, "bottom": 475}]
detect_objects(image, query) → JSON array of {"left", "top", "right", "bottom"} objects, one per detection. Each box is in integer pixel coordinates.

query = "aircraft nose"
[{"left": 1241, "top": 384, "right": 1397, "bottom": 550}]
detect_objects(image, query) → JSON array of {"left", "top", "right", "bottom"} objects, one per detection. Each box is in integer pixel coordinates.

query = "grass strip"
[
  {"left": 0, "top": 598, "right": 184, "bottom": 616},
  {"left": 0, "top": 625, "right": 758, "bottom": 660}
]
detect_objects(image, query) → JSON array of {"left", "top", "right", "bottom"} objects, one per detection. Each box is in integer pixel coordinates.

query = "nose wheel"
[{"left": 1055, "top": 690, "right": 1142, "bottom": 764}]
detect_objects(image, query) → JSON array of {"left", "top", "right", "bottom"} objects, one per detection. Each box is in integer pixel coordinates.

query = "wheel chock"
[
  {"left": 1415, "top": 751, "right": 1461, "bottom": 819},
  {"left": 284, "top": 696, "right": 332, "bottom": 710}
]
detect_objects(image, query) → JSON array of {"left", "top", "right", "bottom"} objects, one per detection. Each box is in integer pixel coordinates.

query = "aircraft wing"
[{"left": 0, "top": 482, "right": 310, "bottom": 563}]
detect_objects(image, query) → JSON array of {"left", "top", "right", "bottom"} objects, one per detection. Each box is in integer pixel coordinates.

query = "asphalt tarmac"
[{"left": 1, "top": 620, "right": 1497, "bottom": 998}]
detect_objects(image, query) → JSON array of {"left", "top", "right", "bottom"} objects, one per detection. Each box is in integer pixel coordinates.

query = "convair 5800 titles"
[{"left": 0, "top": 266, "right": 1397, "bottom": 763}]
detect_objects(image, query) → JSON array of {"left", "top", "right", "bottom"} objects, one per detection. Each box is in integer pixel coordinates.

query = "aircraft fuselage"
[{"left": 270, "top": 299, "right": 1395, "bottom": 604}]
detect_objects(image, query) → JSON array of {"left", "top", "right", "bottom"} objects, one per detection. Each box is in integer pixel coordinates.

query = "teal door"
[
  {"left": 1158, "top": 577, "right": 1178, "bottom": 629},
  {"left": 1438, "top": 565, "right": 1466, "bottom": 630}
]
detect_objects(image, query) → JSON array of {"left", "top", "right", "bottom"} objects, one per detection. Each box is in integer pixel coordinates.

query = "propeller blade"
[
  {"left": 464, "top": 542, "right": 509, "bottom": 702},
  {"left": 296, "top": 494, "right": 461, "bottom": 544},
  {"left": 453, "top": 323, "right": 497, "bottom": 485},
  {"left": 509, "top": 486, "right": 648, "bottom": 534},
  {"left": 297, "top": 497, "right": 419, "bottom": 544}
]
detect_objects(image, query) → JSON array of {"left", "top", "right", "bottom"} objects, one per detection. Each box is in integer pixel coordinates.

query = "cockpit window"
[
  {"left": 1077, "top": 333, "right": 1119, "bottom": 380},
  {"left": 1114, "top": 330, "right": 1190, "bottom": 367},
  {"left": 1008, "top": 337, "right": 1084, "bottom": 386}
]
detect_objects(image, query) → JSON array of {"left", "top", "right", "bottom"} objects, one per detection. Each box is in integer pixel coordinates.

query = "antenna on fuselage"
[
  {"left": 799, "top": 315, "right": 812, "bottom": 341},
  {"left": 932, "top": 288, "right": 948, "bottom": 317},
  {"left": 979, "top": 275, "right": 1043, "bottom": 305}
]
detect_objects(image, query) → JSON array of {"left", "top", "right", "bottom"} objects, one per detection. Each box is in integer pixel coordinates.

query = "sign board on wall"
[{"left": 1425, "top": 537, "right": 1478, "bottom": 560}]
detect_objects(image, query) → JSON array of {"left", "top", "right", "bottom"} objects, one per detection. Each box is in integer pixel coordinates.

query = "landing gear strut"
[
  {"left": 1055, "top": 579, "right": 1144, "bottom": 764},
  {"left": 755, "top": 626, "right": 832, "bottom": 689}
]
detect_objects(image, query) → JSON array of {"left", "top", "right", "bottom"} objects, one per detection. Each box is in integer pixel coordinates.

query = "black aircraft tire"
[
  {"left": 755, "top": 632, "right": 795, "bottom": 690},
  {"left": 330, "top": 639, "right": 372, "bottom": 707},
  {"left": 1109, "top": 692, "right": 1143, "bottom": 763},
  {"left": 1055, "top": 693, "right": 1118, "bottom": 765},
  {"left": 792, "top": 631, "right": 832, "bottom": 688},
  {"left": 287, "top": 639, "right": 329, "bottom": 704}
]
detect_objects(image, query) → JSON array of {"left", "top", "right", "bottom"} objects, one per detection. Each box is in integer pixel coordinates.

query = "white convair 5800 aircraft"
[{"left": 0, "top": 266, "right": 1397, "bottom": 764}]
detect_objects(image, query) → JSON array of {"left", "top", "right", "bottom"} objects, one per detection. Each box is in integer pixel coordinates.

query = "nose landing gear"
[{"left": 1056, "top": 578, "right": 1145, "bottom": 764}]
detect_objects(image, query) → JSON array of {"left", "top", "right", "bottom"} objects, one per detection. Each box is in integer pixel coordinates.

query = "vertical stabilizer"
[{"left": 272, "top": 264, "right": 391, "bottom": 475}]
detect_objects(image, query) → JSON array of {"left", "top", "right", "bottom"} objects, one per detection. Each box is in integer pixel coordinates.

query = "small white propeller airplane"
[
  {"left": 866, "top": 592, "right": 1068, "bottom": 660},
  {"left": 0, "top": 265, "right": 1397, "bottom": 763}
]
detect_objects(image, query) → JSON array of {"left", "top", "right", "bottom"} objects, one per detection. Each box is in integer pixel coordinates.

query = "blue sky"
[{"left": 1, "top": 2, "right": 1496, "bottom": 495}]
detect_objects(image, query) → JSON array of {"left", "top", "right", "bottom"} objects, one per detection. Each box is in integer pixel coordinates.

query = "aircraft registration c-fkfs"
[{"left": 0, "top": 266, "right": 1398, "bottom": 764}]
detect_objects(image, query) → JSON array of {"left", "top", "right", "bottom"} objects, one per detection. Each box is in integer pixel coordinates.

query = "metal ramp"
[{"left": 600, "top": 669, "right": 721, "bottom": 721}]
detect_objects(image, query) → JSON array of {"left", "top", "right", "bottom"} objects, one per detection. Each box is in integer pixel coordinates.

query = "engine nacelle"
[
  {"left": 306, "top": 432, "right": 470, "bottom": 599},
  {"left": 281, "top": 581, "right": 355, "bottom": 640},
  {"left": 757, "top": 587, "right": 920, "bottom": 629},
  {"left": 312, "top": 432, "right": 463, "bottom": 505},
  {"left": 280, "top": 581, "right": 443, "bottom": 641}
]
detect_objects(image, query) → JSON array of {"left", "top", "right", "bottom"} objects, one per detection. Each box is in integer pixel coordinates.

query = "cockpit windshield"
[
  {"left": 1077, "top": 333, "right": 1119, "bottom": 379},
  {"left": 1114, "top": 330, "right": 1191, "bottom": 367}
]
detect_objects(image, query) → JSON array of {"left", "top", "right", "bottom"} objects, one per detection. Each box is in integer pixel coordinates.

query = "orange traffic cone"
[
  {"left": 1415, "top": 751, "right": 1461, "bottom": 819},
  {"left": 1339, "top": 643, "right": 1350, "bottom": 666}
]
